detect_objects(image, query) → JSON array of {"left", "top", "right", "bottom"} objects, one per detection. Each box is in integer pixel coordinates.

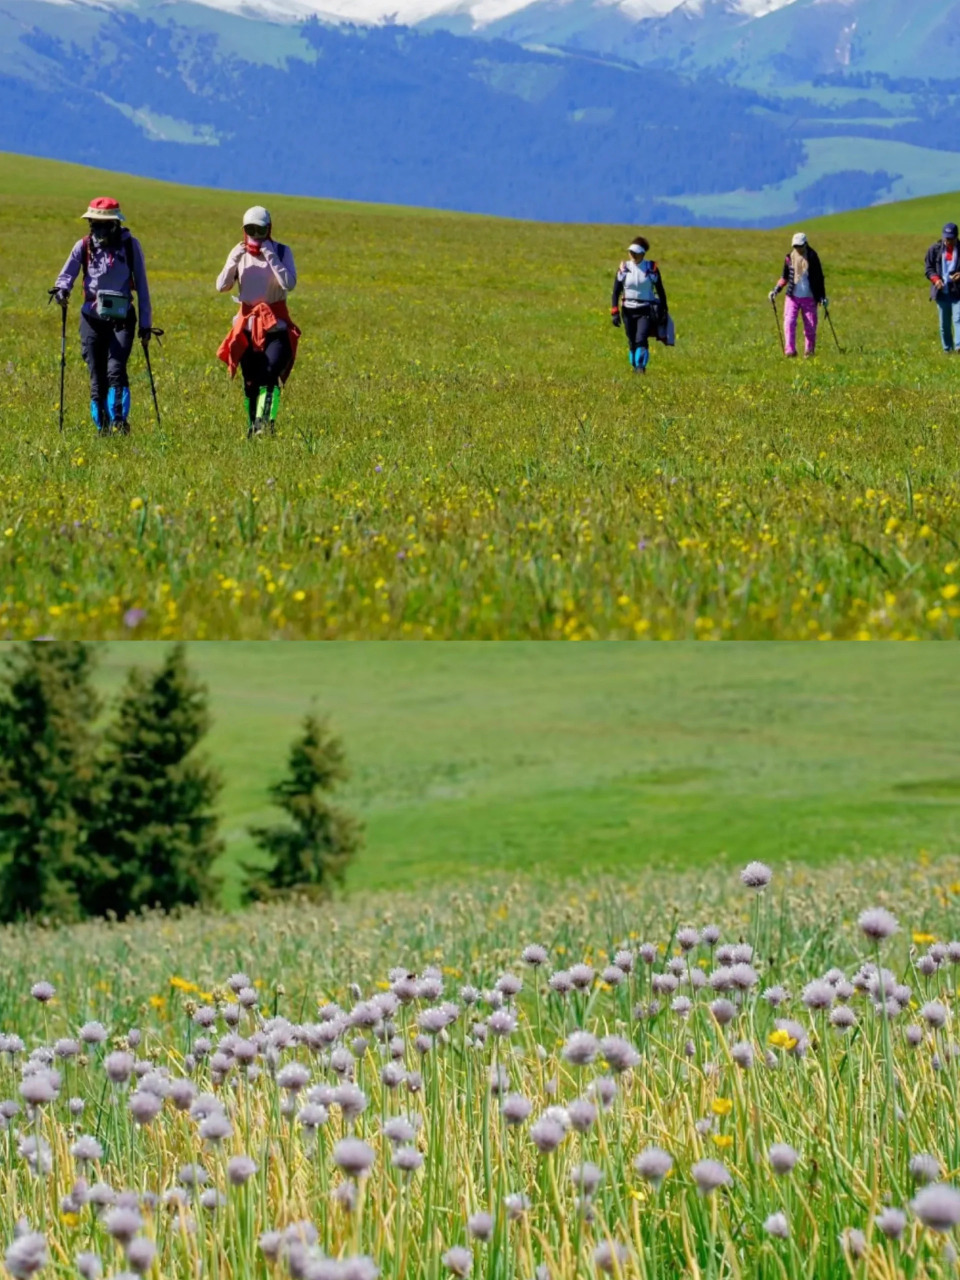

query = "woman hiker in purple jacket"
[
  {"left": 50, "top": 196, "right": 153, "bottom": 435},
  {"left": 769, "top": 232, "right": 828, "bottom": 358}
]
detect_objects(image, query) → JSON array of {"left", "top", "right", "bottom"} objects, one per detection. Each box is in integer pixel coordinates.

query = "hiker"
[
  {"left": 768, "top": 232, "right": 828, "bottom": 358},
  {"left": 216, "top": 205, "right": 300, "bottom": 436},
  {"left": 924, "top": 222, "right": 960, "bottom": 353},
  {"left": 610, "top": 236, "right": 667, "bottom": 373},
  {"left": 49, "top": 197, "right": 153, "bottom": 434}
]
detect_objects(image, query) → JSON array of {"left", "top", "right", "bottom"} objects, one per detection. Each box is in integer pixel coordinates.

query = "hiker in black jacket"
[
  {"left": 610, "top": 236, "right": 667, "bottom": 373},
  {"left": 768, "top": 232, "right": 827, "bottom": 358},
  {"left": 925, "top": 222, "right": 960, "bottom": 353}
]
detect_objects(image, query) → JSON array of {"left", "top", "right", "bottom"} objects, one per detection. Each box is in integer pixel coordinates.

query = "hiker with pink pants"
[{"left": 768, "top": 232, "right": 829, "bottom": 358}]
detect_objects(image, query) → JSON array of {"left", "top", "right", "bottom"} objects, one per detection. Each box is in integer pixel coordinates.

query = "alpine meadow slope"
[{"left": 2, "top": 153, "right": 960, "bottom": 640}]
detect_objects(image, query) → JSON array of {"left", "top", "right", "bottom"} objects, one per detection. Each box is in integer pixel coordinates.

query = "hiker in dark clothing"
[
  {"left": 611, "top": 236, "right": 667, "bottom": 373},
  {"left": 50, "top": 197, "right": 153, "bottom": 434},
  {"left": 925, "top": 222, "right": 960, "bottom": 353}
]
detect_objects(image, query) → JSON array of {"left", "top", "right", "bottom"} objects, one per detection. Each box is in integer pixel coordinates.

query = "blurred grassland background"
[
  {"left": 52, "top": 641, "right": 960, "bottom": 905},
  {"left": 3, "top": 155, "right": 960, "bottom": 637}
]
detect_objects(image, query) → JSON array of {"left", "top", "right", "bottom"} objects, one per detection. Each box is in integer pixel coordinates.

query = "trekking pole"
[
  {"left": 141, "top": 328, "right": 164, "bottom": 429},
  {"left": 823, "top": 304, "right": 844, "bottom": 354},
  {"left": 48, "top": 290, "right": 67, "bottom": 432},
  {"left": 770, "top": 295, "right": 784, "bottom": 354}
]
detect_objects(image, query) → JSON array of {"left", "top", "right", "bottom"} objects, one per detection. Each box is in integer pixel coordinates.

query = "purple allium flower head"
[
  {"left": 55, "top": 1038, "right": 80, "bottom": 1060},
  {"left": 692, "top": 1159, "right": 731, "bottom": 1195},
  {"left": 405, "top": 1071, "right": 423, "bottom": 1094},
  {"left": 79, "top": 1022, "right": 108, "bottom": 1045},
  {"left": 599, "top": 1036, "right": 639, "bottom": 1074},
  {"left": 4, "top": 1234, "right": 47, "bottom": 1279},
  {"left": 652, "top": 973, "right": 679, "bottom": 996},
  {"left": 104, "top": 1052, "right": 134, "bottom": 1085},
  {"left": 671, "top": 996, "right": 693, "bottom": 1018},
  {"left": 504, "top": 1193, "right": 530, "bottom": 1221},
  {"left": 729, "top": 964, "right": 759, "bottom": 992},
  {"left": 227, "top": 971, "right": 251, "bottom": 994},
  {"left": 71, "top": 1136, "right": 103, "bottom": 1163},
  {"left": 529, "top": 1116, "right": 566, "bottom": 1154},
  {"left": 740, "top": 861, "right": 772, "bottom": 890},
  {"left": 731, "top": 1041, "right": 754, "bottom": 1069},
  {"left": 340, "top": 1258, "right": 379, "bottom": 1280},
  {"left": 487, "top": 1010, "right": 517, "bottom": 1038},
  {"left": 589, "top": 1076, "right": 617, "bottom": 1110},
  {"left": 104, "top": 1207, "right": 142, "bottom": 1244},
  {"left": 548, "top": 970, "right": 573, "bottom": 995},
  {"left": 19, "top": 1073, "right": 58, "bottom": 1107},
  {"left": 566, "top": 1098, "right": 597, "bottom": 1133},
  {"left": 123, "top": 607, "right": 147, "bottom": 630},
  {"left": 383, "top": 1116, "right": 417, "bottom": 1146},
  {"left": 501, "top": 1094, "right": 532, "bottom": 1125},
  {"left": 199, "top": 1112, "right": 232, "bottom": 1143},
  {"left": 467, "top": 1212, "right": 494, "bottom": 1241},
  {"left": 830, "top": 1006, "right": 856, "bottom": 1031},
  {"left": 522, "top": 942, "right": 550, "bottom": 966},
  {"left": 840, "top": 1228, "right": 866, "bottom": 1259},
  {"left": 298, "top": 1103, "right": 329, "bottom": 1132},
  {"left": 333, "top": 1139, "right": 375, "bottom": 1177},
  {"left": 30, "top": 982, "right": 55, "bottom": 1003},
  {"left": 709, "top": 999, "right": 737, "bottom": 1027},
  {"left": 922, "top": 1002, "right": 948, "bottom": 1029},
  {"left": 569, "top": 964, "right": 595, "bottom": 991},
  {"left": 227, "top": 1155, "right": 257, "bottom": 1186},
  {"left": 178, "top": 1163, "right": 209, "bottom": 1187},
  {"left": 392, "top": 1146, "right": 423, "bottom": 1173},
  {"left": 910, "top": 1153, "right": 941, "bottom": 1185},
  {"left": 128, "top": 1091, "right": 162, "bottom": 1126},
  {"left": 702, "top": 925, "right": 721, "bottom": 946},
  {"left": 764, "top": 1212, "right": 789, "bottom": 1239},
  {"left": 495, "top": 973, "right": 522, "bottom": 998},
  {"left": 593, "top": 1241, "right": 628, "bottom": 1274},
  {"left": 258, "top": 1232, "right": 282, "bottom": 1261},
  {"left": 200, "top": 1189, "right": 226, "bottom": 1212},
  {"left": 570, "top": 1162, "right": 603, "bottom": 1197},
  {"left": 76, "top": 1252, "right": 101, "bottom": 1280},
  {"left": 125, "top": 1237, "right": 156, "bottom": 1275},
  {"left": 277, "top": 1063, "right": 311, "bottom": 1093},
  {"left": 801, "top": 980, "right": 835, "bottom": 1012},
  {"left": 442, "top": 1246, "right": 472, "bottom": 1277},
  {"left": 676, "top": 926, "right": 700, "bottom": 951},
  {"left": 334, "top": 1083, "right": 368, "bottom": 1121},
  {"left": 876, "top": 1207, "right": 907, "bottom": 1240},
  {"left": 634, "top": 1147, "right": 672, "bottom": 1185},
  {"left": 601, "top": 966, "right": 624, "bottom": 987},
  {"left": 768, "top": 1143, "right": 799, "bottom": 1175},
  {"left": 562, "top": 1032, "right": 599, "bottom": 1066},
  {"left": 858, "top": 908, "right": 899, "bottom": 942}
]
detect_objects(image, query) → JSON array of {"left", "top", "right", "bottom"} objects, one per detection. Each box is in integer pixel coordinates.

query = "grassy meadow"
[
  {"left": 69, "top": 642, "right": 960, "bottom": 902},
  {"left": 3, "top": 853, "right": 960, "bottom": 1277},
  {"left": 2, "top": 155, "right": 960, "bottom": 639}
]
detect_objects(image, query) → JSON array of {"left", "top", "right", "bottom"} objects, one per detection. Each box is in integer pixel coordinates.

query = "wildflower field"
[
  {"left": 4, "top": 854, "right": 960, "bottom": 1278},
  {"left": 2, "top": 153, "right": 960, "bottom": 639}
]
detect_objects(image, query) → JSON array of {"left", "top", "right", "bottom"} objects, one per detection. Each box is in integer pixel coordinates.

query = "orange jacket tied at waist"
[{"left": 217, "top": 300, "right": 301, "bottom": 381}]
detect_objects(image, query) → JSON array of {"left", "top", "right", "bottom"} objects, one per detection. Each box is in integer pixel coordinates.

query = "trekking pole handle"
[{"left": 141, "top": 327, "right": 164, "bottom": 345}]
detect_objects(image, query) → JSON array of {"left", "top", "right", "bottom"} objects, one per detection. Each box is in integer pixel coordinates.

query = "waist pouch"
[{"left": 94, "top": 290, "right": 130, "bottom": 322}]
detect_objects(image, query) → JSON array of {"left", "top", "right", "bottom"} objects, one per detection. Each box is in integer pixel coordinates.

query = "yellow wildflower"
[
  {"left": 768, "top": 1029, "right": 797, "bottom": 1051},
  {"left": 711, "top": 1098, "right": 733, "bottom": 1116}
]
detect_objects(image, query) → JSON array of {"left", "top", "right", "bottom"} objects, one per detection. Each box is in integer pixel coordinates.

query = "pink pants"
[{"left": 784, "top": 295, "right": 818, "bottom": 356}]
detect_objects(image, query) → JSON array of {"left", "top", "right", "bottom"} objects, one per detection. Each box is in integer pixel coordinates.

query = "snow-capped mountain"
[{"left": 36, "top": 0, "right": 800, "bottom": 31}]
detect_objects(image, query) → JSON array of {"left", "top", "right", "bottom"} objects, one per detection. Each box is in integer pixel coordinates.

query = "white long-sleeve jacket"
[{"left": 216, "top": 241, "right": 297, "bottom": 305}]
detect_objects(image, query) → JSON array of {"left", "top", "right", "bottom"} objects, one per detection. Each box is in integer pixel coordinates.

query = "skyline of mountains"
[{"left": 2, "top": 0, "right": 960, "bottom": 226}]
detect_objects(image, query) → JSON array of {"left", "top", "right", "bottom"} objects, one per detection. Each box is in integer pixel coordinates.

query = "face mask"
[{"left": 89, "top": 223, "right": 118, "bottom": 247}]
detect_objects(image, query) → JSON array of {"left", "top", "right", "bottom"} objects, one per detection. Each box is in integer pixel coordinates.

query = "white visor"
[{"left": 628, "top": 243, "right": 646, "bottom": 254}]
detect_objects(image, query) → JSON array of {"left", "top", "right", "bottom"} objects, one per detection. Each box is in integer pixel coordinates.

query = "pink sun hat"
[{"left": 80, "top": 196, "right": 125, "bottom": 221}]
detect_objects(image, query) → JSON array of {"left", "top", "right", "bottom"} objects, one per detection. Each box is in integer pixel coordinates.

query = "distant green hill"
[
  {"left": 811, "top": 188, "right": 960, "bottom": 236},
  {"left": 82, "top": 642, "right": 960, "bottom": 904}
]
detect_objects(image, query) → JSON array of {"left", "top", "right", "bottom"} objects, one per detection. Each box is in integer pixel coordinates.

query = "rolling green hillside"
[
  {"left": 812, "top": 186, "right": 960, "bottom": 236},
  {"left": 77, "top": 642, "right": 960, "bottom": 903},
  {"left": 2, "top": 155, "right": 960, "bottom": 640}
]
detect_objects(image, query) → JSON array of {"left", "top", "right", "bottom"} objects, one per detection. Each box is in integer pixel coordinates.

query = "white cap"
[
  {"left": 791, "top": 231, "right": 807, "bottom": 247},
  {"left": 243, "top": 205, "right": 272, "bottom": 227},
  {"left": 628, "top": 242, "right": 646, "bottom": 254}
]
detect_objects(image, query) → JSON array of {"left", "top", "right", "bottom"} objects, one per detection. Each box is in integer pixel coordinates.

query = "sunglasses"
[{"left": 244, "top": 225, "right": 269, "bottom": 239}]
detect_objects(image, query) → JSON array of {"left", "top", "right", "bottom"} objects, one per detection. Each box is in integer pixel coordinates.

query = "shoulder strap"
[
  {"left": 124, "top": 236, "right": 135, "bottom": 282},
  {"left": 277, "top": 243, "right": 286, "bottom": 263},
  {"left": 81, "top": 236, "right": 90, "bottom": 275}
]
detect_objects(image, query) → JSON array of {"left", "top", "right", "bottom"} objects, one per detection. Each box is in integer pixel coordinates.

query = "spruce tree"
[
  {"left": 0, "top": 642, "right": 100, "bottom": 923},
  {"left": 245, "top": 712, "right": 361, "bottom": 902},
  {"left": 83, "top": 645, "right": 223, "bottom": 918}
]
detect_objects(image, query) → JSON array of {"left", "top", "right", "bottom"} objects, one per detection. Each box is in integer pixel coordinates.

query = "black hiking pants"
[
  {"left": 623, "top": 303, "right": 657, "bottom": 354},
  {"left": 80, "top": 308, "right": 136, "bottom": 408},
  {"left": 240, "top": 329, "right": 292, "bottom": 421}
]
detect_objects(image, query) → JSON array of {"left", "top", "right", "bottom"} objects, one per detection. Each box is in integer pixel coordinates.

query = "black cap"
[{"left": 944, "top": 223, "right": 959, "bottom": 238}]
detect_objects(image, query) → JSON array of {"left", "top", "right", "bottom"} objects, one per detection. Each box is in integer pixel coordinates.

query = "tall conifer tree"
[
  {"left": 245, "top": 712, "right": 361, "bottom": 901},
  {"left": 0, "top": 642, "right": 99, "bottom": 923},
  {"left": 84, "top": 645, "right": 222, "bottom": 917}
]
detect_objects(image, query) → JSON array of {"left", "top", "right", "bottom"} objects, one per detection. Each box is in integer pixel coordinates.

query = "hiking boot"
[
  {"left": 114, "top": 419, "right": 131, "bottom": 436},
  {"left": 248, "top": 418, "right": 266, "bottom": 439}
]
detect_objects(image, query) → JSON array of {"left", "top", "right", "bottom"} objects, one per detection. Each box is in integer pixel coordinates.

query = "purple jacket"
[{"left": 55, "top": 230, "right": 152, "bottom": 329}]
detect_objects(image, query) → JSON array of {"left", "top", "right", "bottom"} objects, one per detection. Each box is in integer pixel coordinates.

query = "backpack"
[{"left": 81, "top": 234, "right": 135, "bottom": 283}]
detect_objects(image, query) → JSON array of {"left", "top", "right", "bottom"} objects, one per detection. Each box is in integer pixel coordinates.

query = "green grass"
[
  {"left": 77, "top": 642, "right": 960, "bottom": 903},
  {"left": 2, "top": 154, "right": 960, "bottom": 639}
]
